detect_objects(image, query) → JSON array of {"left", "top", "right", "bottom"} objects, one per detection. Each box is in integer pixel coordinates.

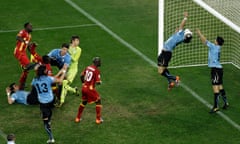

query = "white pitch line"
[
  {"left": 64, "top": 0, "right": 156, "bottom": 68},
  {"left": 0, "top": 23, "right": 97, "bottom": 33},
  {"left": 65, "top": 0, "right": 240, "bottom": 132}
]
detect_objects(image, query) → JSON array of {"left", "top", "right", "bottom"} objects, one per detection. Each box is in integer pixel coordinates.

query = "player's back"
[
  {"left": 164, "top": 30, "right": 184, "bottom": 52},
  {"left": 31, "top": 76, "right": 54, "bottom": 103}
]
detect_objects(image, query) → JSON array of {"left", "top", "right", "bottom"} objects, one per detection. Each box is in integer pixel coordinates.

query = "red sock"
[
  {"left": 96, "top": 105, "right": 102, "bottom": 120},
  {"left": 76, "top": 104, "right": 85, "bottom": 119},
  {"left": 19, "top": 71, "right": 29, "bottom": 90}
]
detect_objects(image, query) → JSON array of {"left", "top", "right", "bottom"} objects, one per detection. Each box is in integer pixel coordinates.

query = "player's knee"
[
  {"left": 95, "top": 99, "right": 101, "bottom": 105},
  {"left": 82, "top": 101, "right": 87, "bottom": 105},
  {"left": 158, "top": 67, "right": 165, "bottom": 74}
]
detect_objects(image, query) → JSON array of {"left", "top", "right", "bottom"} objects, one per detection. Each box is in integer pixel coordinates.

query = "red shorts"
[
  {"left": 81, "top": 85, "right": 100, "bottom": 104},
  {"left": 14, "top": 52, "right": 30, "bottom": 67}
]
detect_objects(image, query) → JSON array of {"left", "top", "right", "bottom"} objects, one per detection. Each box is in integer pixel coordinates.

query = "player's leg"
[
  {"left": 26, "top": 86, "right": 39, "bottom": 105},
  {"left": 75, "top": 100, "right": 87, "bottom": 123},
  {"left": 59, "top": 80, "right": 68, "bottom": 106},
  {"left": 18, "top": 54, "right": 38, "bottom": 90},
  {"left": 211, "top": 85, "right": 220, "bottom": 112},
  {"left": 218, "top": 69, "right": 229, "bottom": 109},
  {"left": 219, "top": 87, "right": 229, "bottom": 109},
  {"left": 209, "top": 68, "right": 220, "bottom": 113},
  {"left": 95, "top": 99, "right": 103, "bottom": 124},
  {"left": 158, "top": 51, "right": 178, "bottom": 90},
  {"left": 65, "top": 68, "right": 79, "bottom": 94},
  {"left": 40, "top": 104, "right": 54, "bottom": 143}
]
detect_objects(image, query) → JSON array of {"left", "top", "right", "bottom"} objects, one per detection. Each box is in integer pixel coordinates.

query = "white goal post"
[{"left": 158, "top": 0, "right": 240, "bottom": 69}]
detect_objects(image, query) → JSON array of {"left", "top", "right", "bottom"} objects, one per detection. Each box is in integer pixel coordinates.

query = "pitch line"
[
  {"left": 0, "top": 23, "right": 97, "bottom": 33},
  {"left": 65, "top": 0, "right": 240, "bottom": 132},
  {"left": 64, "top": 0, "right": 156, "bottom": 68}
]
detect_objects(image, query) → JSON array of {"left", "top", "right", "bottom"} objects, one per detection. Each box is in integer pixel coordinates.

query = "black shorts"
[
  {"left": 27, "top": 86, "right": 39, "bottom": 105},
  {"left": 157, "top": 50, "right": 172, "bottom": 67},
  {"left": 211, "top": 67, "right": 223, "bottom": 85},
  {"left": 50, "top": 58, "right": 63, "bottom": 69},
  {"left": 40, "top": 101, "right": 54, "bottom": 119}
]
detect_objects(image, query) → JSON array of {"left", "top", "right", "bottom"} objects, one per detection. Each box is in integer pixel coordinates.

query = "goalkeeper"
[
  {"left": 59, "top": 36, "right": 82, "bottom": 106},
  {"left": 157, "top": 12, "right": 192, "bottom": 91}
]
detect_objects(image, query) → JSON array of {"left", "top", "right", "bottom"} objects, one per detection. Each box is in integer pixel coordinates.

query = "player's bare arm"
[
  {"left": 54, "top": 69, "right": 66, "bottom": 83},
  {"left": 179, "top": 12, "right": 188, "bottom": 30},
  {"left": 6, "top": 87, "right": 14, "bottom": 104},
  {"left": 196, "top": 29, "right": 207, "bottom": 44}
]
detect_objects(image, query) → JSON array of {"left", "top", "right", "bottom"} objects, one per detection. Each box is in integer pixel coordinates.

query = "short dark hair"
[
  {"left": 71, "top": 35, "right": 80, "bottom": 43},
  {"left": 42, "top": 55, "right": 50, "bottom": 64},
  {"left": 24, "top": 22, "right": 30, "bottom": 28},
  {"left": 9, "top": 83, "right": 16, "bottom": 92},
  {"left": 93, "top": 57, "right": 101, "bottom": 67},
  {"left": 7, "top": 133, "right": 15, "bottom": 141},
  {"left": 37, "top": 65, "right": 47, "bottom": 77},
  {"left": 216, "top": 36, "right": 224, "bottom": 46},
  {"left": 62, "top": 43, "right": 69, "bottom": 49}
]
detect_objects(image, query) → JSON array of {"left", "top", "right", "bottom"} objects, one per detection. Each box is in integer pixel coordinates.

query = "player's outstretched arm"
[
  {"left": 196, "top": 29, "right": 207, "bottom": 44},
  {"left": 54, "top": 69, "right": 66, "bottom": 84},
  {"left": 179, "top": 12, "right": 188, "bottom": 30}
]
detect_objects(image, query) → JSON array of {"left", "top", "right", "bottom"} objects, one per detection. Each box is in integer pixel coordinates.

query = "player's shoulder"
[
  {"left": 87, "top": 65, "right": 96, "bottom": 71},
  {"left": 17, "top": 29, "right": 27, "bottom": 36}
]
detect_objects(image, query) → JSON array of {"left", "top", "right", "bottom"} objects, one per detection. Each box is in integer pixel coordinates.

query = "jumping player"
[
  {"left": 14, "top": 22, "right": 39, "bottom": 90},
  {"left": 157, "top": 12, "right": 192, "bottom": 90}
]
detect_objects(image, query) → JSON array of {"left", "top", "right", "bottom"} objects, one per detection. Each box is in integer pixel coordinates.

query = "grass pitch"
[{"left": 0, "top": 0, "right": 240, "bottom": 144}]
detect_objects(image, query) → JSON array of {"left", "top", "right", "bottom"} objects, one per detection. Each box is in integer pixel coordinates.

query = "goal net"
[{"left": 158, "top": 0, "right": 240, "bottom": 69}]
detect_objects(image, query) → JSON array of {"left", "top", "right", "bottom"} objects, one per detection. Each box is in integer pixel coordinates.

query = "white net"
[
  {"left": 201, "top": 0, "right": 240, "bottom": 69},
  {"left": 161, "top": 0, "right": 240, "bottom": 68},
  {"left": 202, "top": 0, "right": 240, "bottom": 27}
]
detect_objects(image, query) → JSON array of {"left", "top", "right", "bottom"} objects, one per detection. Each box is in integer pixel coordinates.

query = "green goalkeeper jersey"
[{"left": 68, "top": 45, "right": 82, "bottom": 70}]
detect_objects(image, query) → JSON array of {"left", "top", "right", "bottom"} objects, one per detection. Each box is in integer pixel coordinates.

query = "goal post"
[
  {"left": 158, "top": 0, "right": 240, "bottom": 69},
  {"left": 158, "top": 0, "right": 164, "bottom": 56}
]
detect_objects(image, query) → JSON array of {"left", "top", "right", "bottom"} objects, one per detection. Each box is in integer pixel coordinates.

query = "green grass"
[{"left": 0, "top": 0, "right": 240, "bottom": 144}]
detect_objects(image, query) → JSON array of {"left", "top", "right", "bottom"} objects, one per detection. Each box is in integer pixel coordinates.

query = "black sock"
[
  {"left": 213, "top": 93, "right": 220, "bottom": 108},
  {"left": 44, "top": 120, "right": 54, "bottom": 140},
  {"left": 220, "top": 89, "right": 228, "bottom": 104},
  {"left": 161, "top": 69, "right": 175, "bottom": 82}
]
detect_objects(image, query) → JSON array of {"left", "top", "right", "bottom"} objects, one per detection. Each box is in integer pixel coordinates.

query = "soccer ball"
[{"left": 184, "top": 29, "right": 193, "bottom": 43}]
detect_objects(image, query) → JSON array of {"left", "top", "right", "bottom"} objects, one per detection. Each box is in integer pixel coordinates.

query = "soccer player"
[
  {"left": 6, "top": 83, "right": 39, "bottom": 105},
  {"left": 59, "top": 36, "right": 82, "bottom": 107},
  {"left": 47, "top": 43, "right": 71, "bottom": 70},
  {"left": 47, "top": 43, "right": 71, "bottom": 105},
  {"left": 157, "top": 12, "right": 192, "bottom": 90},
  {"left": 31, "top": 65, "right": 65, "bottom": 144},
  {"left": 196, "top": 29, "right": 229, "bottom": 113},
  {"left": 14, "top": 22, "right": 39, "bottom": 90},
  {"left": 75, "top": 57, "right": 103, "bottom": 124}
]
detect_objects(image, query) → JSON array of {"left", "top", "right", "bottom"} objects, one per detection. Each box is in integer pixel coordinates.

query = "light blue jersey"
[
  {"left": 206, "top": 41, "right": 222, "bottom": 68},
  {"left": 31, "top": 76, "right": 55, "bottom": 104},
  {"left": 48, "top": 49, "right": 71, "bottom": 68},
  {"left": 11, "top": 91, "right": 29, "bottom": 105},
  {"left": 163, "top": 30, "right": 185, "bottom": 52}
]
